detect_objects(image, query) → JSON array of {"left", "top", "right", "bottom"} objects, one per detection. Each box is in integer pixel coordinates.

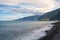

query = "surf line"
[{"left": 13, "top": 23, "right": 54, "bottom": 40}]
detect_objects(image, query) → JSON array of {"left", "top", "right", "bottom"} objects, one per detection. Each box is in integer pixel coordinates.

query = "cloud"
[
  {"left": 0, "top": 0, "right": 59, "bottom": 12},
  {"left": 54, "top": 0, "right": 60, "bottom": 8},
  {"left": 0, "top": 4, "right": 40, "bottom": 14},
  {"left": 0, "top": 0, "right": 60, "bottom": 21},
  {"left": 0, "top": 5, "right": 35, "bottom": 21},
  {"left": 0, "top": 13, "right": 35, "bottom": 21},
  {"left": 0, "top": 16, "right": 17, "bottom": 21}
]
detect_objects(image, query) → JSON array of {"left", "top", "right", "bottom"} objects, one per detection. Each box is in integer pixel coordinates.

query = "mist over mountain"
[
  {"left": 15, "top": 8, "right": 60, "bottom": 21},
  {"left": 15, "top": 15, "right": 41, "bottom": 21},
  {"left": 38, "top": 8, "right": 60, "bottom": 21}
]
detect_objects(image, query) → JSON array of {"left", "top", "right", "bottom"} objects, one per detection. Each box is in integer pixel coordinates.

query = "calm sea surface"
[{"left": 0, "top": 21, "right": 56, "bottom": 40}]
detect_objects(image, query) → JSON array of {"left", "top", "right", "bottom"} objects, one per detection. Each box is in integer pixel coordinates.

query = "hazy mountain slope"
[
  {"left": 15, "top": 8, "right": 60, "bottom": 21},
  {"left": 15, "top": 15, "right": 41, "bottom": 21},
  {"left": 38, "top": 8, "right": 60, "bottom": 21}
]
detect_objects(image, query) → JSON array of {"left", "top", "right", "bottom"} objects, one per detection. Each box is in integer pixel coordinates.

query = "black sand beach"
[{"left": 38, "top": 22, "right": 60, "bottom": 40}]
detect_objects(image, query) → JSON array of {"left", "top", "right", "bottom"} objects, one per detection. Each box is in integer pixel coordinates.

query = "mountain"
[
  {"left": 15, "top": 8, "right": 60, "bottom": 21},
  {"left": 15, "top": 15, "right": 41, "bottom": 21},
  {"left": 38, "top": 8, "right": 60, "bottom": 21}
]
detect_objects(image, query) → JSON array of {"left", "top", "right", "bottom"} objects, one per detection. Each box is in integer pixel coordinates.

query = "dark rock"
[{"left": 38, "top": 22, "right": 60, "bottom": 40}]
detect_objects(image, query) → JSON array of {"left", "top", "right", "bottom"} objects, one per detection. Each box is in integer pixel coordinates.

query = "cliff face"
[{"left": 38, "top": 22, "right": 60, "bottom": 40}]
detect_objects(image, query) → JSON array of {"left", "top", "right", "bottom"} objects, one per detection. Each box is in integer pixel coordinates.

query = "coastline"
[{"left": 38, "top": 22, "right": 60, "bottom": 40}]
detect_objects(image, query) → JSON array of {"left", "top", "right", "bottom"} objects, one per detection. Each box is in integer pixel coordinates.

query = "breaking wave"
[{"left": 13, "top": 23, "right": 54, "bottom": 40}]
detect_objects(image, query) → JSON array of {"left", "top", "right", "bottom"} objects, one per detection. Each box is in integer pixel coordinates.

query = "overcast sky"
[{"left": 0, "top": 0, "right": 60, "bottom": 21}]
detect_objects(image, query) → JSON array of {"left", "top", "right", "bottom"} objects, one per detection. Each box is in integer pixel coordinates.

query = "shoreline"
[{"left": 38, "top": 22, "right": 60, "bottom": 40}]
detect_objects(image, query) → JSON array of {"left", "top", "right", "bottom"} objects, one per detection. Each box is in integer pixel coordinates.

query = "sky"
[{"left": 0, "top": 0, "right": 60, "bottom": 21}]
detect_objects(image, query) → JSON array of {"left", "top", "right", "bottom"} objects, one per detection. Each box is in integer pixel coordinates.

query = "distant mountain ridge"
[
  {"left": 15, "top": 15, "right": 41, "bottom": 21},
  {"left": 38, "top": 8, "right": 60, "bottom": 21},
  {"left": 15, "top": 8, "right": 60, "bottom": 21}
]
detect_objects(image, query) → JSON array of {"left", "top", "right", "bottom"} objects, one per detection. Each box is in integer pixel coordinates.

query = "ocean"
[{"left": 0, "top": 21, "right": 56, "bottom": 40}]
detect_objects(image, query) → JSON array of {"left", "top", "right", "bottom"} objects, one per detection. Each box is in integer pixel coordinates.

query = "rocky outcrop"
[{"left": 38, "top": 22, "right": 60, "bottom": 40}]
